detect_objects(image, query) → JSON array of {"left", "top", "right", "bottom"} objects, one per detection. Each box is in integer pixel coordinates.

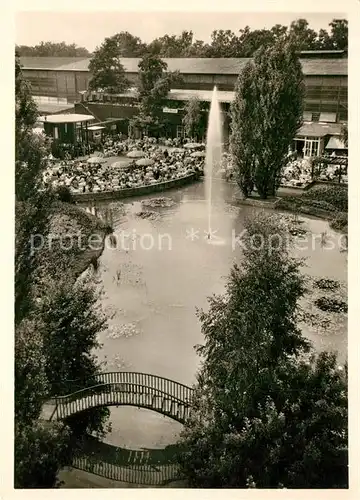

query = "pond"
[{"left": 61, "top": 179, "right": 347, "bottom": 487}]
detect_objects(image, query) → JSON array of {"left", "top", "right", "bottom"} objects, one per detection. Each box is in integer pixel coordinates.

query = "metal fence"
[{"left": 72, "top": 456, "right": 180, "bottom": 486}]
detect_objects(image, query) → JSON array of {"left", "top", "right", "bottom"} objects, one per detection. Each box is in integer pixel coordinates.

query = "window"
[
  {"left": 304, "top": 101, "right": 321, "bottom": 112},
  {"left": 177, "top": 125, "right": 185, "bottom": 138},
  {"left": 54, "top": 126, "right": 59, "bottom": 140},
  {"left": 319, "top": 112, "right": 337, "bottom": 123},
  {"left": 304, "top": 138, "right": 320, "bottom": 158}
]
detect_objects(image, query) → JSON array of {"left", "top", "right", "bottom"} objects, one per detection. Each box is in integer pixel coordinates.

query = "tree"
[
  {"left": 132, "top": 54, "right": 182, "bottom": 135},
  {"left": 38, "top": 277, "right": 110, "bottom": 438},
  {"left": 316, "top": 29, "right": 332, "bottom": 50},
  {"left": 88, "top": 35, "right": 130, "bottom": 93},
  {"left": 230, "top": 40, "right": 304, "bottom": 199},
  {"left": 177, "top": 212, "right": 348, "bottom": 488},
  {"left": 15, "top": 319, "right": 49, "bottom": 425},
  {"left": 288, "top": 19, "right": 318, "bottom": 50},
  {"left": 341, "top": 123, "right": 348, "bottom": 148},
  {"left": 182, "top": 97, "right": 203, "bottom": 140},
  {"left": 15, "top": 53, "right": 71, "bottom": 488},
  {"left": 186, "top": 39, "right": 211, "bottom": 58},
  {"left": 209, "top": 30, "right": 240, "bottom": 58},
  {"left": 229, "top": 63, "right": 256, "bottom": 197},
  {"left": 15, "top": 52, "right": 53, "bottom": 322},
  {"left": 148, "top": 31, "right": 194, "bottom": 57},
  {"left": 329, "top": 19, "right": 348, "bottom": 50},
  {"left": 103, "top": 31, "right": 147, "bottom": 57},
  {"left": 16, "top": 41, "right": 90, "bottom": 57},
  {"left": 15, "top": 54, "right": 111, "bottom": 487},
  {"left": 15, "top": 422, "right": 72, "bottom": 488},
  {"left": 237, "top": 27, "right": 277, "bottom": 57}
]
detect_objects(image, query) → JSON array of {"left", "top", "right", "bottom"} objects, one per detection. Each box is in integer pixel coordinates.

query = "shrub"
[
  {"left": 315, "top": 279, "right": 340, "bottom": 291},
  {"left": 54, "top": 185, "right": 74, "bottom": 204},
  {"left": 275, "top": 196, "right": 301, "bottom": 211},
  {"left": 330, "top": 213, "right": 348, "bottom": 232},
  {"left": 302, "top": 199, "right": 337, "bottom": 211},
  {"left": 314, "top": 297, "right": 347, "bottom": 313},
  {"left": 303, "top": 186, "right": 348, "bottom": 212}
]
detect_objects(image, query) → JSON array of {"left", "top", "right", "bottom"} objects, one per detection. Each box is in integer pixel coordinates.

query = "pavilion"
[{"left": 38, "top": 113, "right": 95, "bottom": 147}]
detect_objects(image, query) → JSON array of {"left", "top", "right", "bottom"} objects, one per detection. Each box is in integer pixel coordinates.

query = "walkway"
[{"left": 41, "top": 372, "right": 194, "bottom": 424}]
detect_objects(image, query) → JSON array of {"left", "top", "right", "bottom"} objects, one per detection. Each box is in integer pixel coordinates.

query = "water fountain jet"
[{"left": 204, "top": 86, "right": 223, "bottom": 240}]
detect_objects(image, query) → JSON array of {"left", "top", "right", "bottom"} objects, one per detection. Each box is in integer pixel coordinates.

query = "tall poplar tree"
[{"left": 230, "top": 40, "right": 304, "bottom": 199}]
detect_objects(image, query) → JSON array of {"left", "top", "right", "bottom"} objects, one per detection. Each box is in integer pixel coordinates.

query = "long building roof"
[{"left": 20, "top": 56, "right": 347, "bottom": 76}]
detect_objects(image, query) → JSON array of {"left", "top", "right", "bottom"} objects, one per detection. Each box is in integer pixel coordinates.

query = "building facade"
[{"left": 21, "top": 51, "right": 347, "bottom": 156}]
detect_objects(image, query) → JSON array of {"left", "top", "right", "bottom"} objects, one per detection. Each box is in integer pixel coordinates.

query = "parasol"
[
  {"left": 127, "top": 150, "right": 145, "bottom": 158},
  {"left": 33, "top": 127, "right": 45, "bottom": 136},
  {"left": 87, "top": 156, "right": 106, "bottom": 164},
  {"left": 112, "top": 160, "right": 133, "bottom": 169},
  {"left": 190, "top": 151, "right": 206, "bottom": 158},
  {"left": 184, "top": 142, "right": 202, "bottom": 149},
  {"left": 136, "top": 158, "right": 155, "bottom": 167},
  {"left": 170, "top": 147, "right": 186, "bottom": 153}
]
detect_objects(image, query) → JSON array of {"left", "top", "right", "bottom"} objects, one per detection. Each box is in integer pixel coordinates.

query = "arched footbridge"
[{"left": 41, "top": 372, "right": 194, "bottom": 424}]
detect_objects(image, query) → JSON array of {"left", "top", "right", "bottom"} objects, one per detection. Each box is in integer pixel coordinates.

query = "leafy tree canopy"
[
  {"left": 177, "top": 212, "right": 348, "bottom": 488},
  {"left": 230, "top": 39, "right": 305, "bottom": 198},
  {"left": 16, "top": 41, "right": 90, "bottom": 57},
  {"left": 18, "top": 18, "right": 348, "bottom": 60},
  {"left": 88, "top": 35, "right": 131, "bottom": 93},
  {"left": 132, "top": 54, "right": 182, "bottom": 134},
  {"left": 15, "top": 53, "right": 111, "bottom": 487},
  {"left": 182, "top": 97, "right": 204, "bottom": 140}
]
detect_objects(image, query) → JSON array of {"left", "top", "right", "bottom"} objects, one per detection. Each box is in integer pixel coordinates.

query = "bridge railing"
[
  {"left": 53, "top": 372, "right": 194, "bottom": 419},
  {"left": 94, "top": 372, "right": 193, "bottom": 402},
  {"left": 72, "top": 457, "right": 180, "bottom": 486}
]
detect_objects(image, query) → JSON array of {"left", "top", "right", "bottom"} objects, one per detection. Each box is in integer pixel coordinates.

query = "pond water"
[{"left": 63, "top": 180, "right": 347, "bottom": 486}]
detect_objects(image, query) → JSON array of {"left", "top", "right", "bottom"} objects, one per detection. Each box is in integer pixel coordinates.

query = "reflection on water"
[{"left": 81, "top": 180, "right": 347, "bottom": 452}]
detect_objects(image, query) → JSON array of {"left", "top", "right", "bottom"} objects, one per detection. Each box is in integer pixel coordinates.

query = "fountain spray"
[{"left": 204, "top": 86, "right": 223, "bottom": 240}]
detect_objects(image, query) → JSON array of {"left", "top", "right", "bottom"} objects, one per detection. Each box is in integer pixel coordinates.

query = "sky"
[{"left": 15, "top": 11, "right": 346, "bottom": 51}]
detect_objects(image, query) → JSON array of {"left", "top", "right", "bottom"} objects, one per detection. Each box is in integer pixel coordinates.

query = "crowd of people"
[
  {"left": 281, "top": 156, "right": 348, "bottom": 186},
  {"left": 102, "top": 135, "right": 186, "bottom": 157},
  {"left": 43, "top": 133, "right": 348, "bottom": 195},
  {"left": 43, "top": 136, "right": 205, "bottom": 194},
  {"left": 219, "top": 154, "right": 348, "bottom": 187},
  {"left": 281, "top": 159, "right": 313, "bottom": 187}
]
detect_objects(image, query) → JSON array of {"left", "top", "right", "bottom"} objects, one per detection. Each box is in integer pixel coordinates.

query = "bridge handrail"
[
  {"left": 94, "top": 372, "right": 194, "bottom": 392},
  {"left": 51, "top": 371, "right": 194, "bottom": 394},
  {"left": 55, "top": 382, "right": 193, "bottom": 406}
]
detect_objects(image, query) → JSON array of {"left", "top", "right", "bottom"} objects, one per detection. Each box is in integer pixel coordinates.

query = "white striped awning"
[{"left": 325, "top": 136, "right": 346, "bottom": 150}]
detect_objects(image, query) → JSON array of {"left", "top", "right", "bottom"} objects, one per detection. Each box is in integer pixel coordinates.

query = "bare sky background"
[{"left": 15, "top": 12, "right": 345, "bottom": 51}]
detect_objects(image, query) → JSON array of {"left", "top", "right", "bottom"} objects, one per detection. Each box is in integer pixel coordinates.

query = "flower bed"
[
  {"left": 315, "top": 278, "right": 340, "bottom": 291},
  {"left": 142, "top": 197, "right": 176, "bottom": 208},
  {"left": 275, "top": 185, "right": 348, "bottom": 232},
  {"left": 301, "top": 185, "right": 348, "bottom": 212},
  {"left": 314, "top": 297, "right": 348, "bottom": 314}
]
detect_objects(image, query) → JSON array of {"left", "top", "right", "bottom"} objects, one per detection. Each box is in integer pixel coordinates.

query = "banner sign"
[{"left": 163, "top": 107, "right": 178, "bottom": 114}]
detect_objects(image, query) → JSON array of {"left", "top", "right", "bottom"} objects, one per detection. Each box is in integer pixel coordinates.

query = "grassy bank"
[
  {"left": 38, "top": 201, "right": 113, "bottom": 284},
  {"left": 275, "top": 185, "right": 348, "bottom": 233}
]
